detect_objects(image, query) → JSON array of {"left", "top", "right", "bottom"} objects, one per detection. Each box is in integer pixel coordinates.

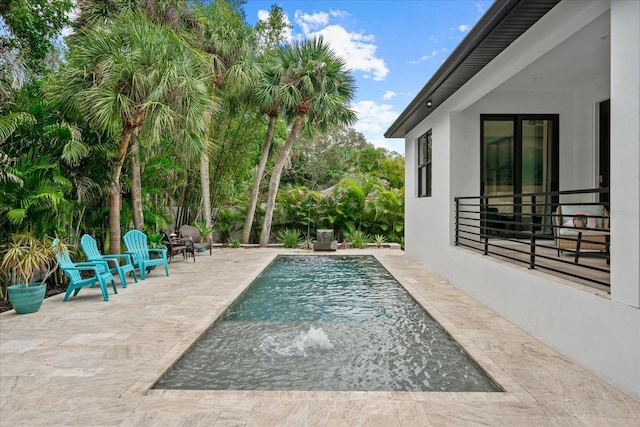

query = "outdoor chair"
[
  {"left": 180, "top": 225, "right": 212, "bottom": 255},
  {"left": 54, "top": 239, "right": 118, "bottom": 302},
  {"left": 80, "top": 234, "right": 138, "bottom": 287},
  {"left": 161, "top": 231, "right": 195, "bottom": 263},
  {"left": 123, "top": 230, "right": 170, "bottom": 280},
  {"left": 553, "top": 204, "right": 609, "bottom": 262}
]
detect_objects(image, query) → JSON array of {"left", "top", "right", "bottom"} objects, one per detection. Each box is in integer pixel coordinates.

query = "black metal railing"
[{"left": 455, "top": 188, "right": 610, "bottom": 288}]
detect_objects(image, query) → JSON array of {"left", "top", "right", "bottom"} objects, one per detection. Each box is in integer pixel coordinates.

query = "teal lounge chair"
[
  {"left": 54, "top": 239, "right": 118, "bottom": 302},
  {"left": 123, "top": 230, "right": 170, "bottom": 280},
  {"left": 80, "top": 234, "right": 138, "bottom": 287}
]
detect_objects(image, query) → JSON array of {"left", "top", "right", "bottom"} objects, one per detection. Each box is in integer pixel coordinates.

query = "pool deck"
[{"left": 1, "top": 248, "right": 638, "bottom": 426}]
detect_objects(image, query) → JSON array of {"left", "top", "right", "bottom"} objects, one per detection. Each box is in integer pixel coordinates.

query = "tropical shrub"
[
  {"left": 215, "top": 208, "right": 243, "bottom": 243},
  {"left": 277, "top": 228, "right": 302, "bottom": 248},
  {"left": 346, "top": 228, "right": 369, "bottom": 249}
]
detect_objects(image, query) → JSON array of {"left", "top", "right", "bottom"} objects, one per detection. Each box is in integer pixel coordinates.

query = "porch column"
[{"left": 610, "top": 0, "right": 640, "bottom": 308}]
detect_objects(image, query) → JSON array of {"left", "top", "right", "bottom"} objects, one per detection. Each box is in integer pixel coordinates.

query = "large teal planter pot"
[{"left": 7, "top": 283, "right": 47, "bottom": 314}]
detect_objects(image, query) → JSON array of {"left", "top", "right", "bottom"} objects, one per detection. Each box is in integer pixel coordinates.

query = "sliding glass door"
[{"left": 481, "top": 115, "right": 559, "bottom": 236}]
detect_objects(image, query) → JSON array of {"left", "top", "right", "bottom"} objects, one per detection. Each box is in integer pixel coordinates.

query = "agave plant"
[{"left": 374, "top": 234, "right": 387, "bottom": 248}]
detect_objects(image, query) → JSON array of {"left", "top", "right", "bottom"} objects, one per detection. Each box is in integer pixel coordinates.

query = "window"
[{"left": 418, "top": 130, "right": 432, "bottom": 197}]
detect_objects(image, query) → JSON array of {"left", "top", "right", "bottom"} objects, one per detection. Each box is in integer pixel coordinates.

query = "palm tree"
[
  {"left": 259, "top": 37, "right": 357, "bottom": 247},
  {"left": 70, "top": 0, "right": 213, "bottom": 235},
  {"left": 0, "top": 112, "right": 34, "bottom": 186},
  {"left": 55, "top": 14, "right": 212, "bottom": 253},
  {"left": 241, "top": 56, "right": 282, "bottom": 244},
  {"left": 196, "top": 0, "right": 257, "bottom": 234},
  {"left": 241, "top": 4, "right": 292, "bottom": 244}
]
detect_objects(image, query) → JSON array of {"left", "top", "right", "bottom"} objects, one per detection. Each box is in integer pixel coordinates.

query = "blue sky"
[{"left": 243, "top": 0, "right": 495, "bottom": 155}]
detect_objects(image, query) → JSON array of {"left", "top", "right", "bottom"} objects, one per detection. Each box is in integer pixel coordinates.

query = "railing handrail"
[
  {"left": 455, "top": 187, "right": 609, "bottom": 202},
  {"left": 454, "top": 187, "right": 610, "bottom": 289}
]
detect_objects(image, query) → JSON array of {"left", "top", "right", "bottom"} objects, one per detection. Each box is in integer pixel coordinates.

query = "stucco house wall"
[{"left": 401, "top": 0, "right": 639, "bottom": 398}]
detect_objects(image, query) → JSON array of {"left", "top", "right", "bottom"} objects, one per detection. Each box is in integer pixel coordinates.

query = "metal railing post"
[
  {"left": 482, "top": 197, "right": 488, "bottom": 255},
  {"left": 454, "top": 197, "right": 459, "bottom": 246},
  {"left": 529, "top": 195, "right": 536, "bottom": 269}
]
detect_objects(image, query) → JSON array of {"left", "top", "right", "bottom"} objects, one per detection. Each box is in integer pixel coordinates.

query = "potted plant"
[
  {"left": 193, "top": 220, "right": 214, "bottom": 252},
  {"left": 1, "top": 234, "right": 60, "bottom": 314}
]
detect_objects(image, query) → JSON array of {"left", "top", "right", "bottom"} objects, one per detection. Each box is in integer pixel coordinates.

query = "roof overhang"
[{"left": 384, "top": 0, "right": 561, "bottom": 139}]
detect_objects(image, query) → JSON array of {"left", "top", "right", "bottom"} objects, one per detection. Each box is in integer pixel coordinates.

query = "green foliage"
[
  {"left": 229, "top": 237, "right": 241, "bottom": 248},
  {"left": 0, "top": 153, "right": 71, "bottom": 238},
  {"left": 282, "top": 126, "right": 368, "bottom": 189},
  {"left": 254, "top": 4, "right": 291, "bottom": 52},
  {"left": 215, "top": 208, "right": 243, "bottom": 243},
  {"left": 275, "top": 186, "right": 321, "bottom": 236},
  {"left": 270, "top": 144, "right": 404, "bottom": 244},
  {"left": 346, "top": 228, "right": 369, "bottom": 249},
  {"left": 0, "top": 0, "right": 72, "bottom": 73},
  {"left": 147, "top": 233, "right": 165, "bottom": 250},
  {"left": 277, "top": 228, "right": 302, "bottom": 248},
  {"left": 0, "top": 1, "right": 405, "bottom": 254}
]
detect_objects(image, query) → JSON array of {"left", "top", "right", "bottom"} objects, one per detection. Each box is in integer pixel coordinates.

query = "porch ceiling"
[
  {"left": 385, "top": 0, "right": 561, "bottom": 139},
  {"left": 496, "top": 10, "right": 610, "bottom": 92}
]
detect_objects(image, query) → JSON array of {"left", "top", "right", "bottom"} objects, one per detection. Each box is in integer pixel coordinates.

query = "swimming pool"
[{"left": 154, "top": 255, "right": 501, "bottom": 392}]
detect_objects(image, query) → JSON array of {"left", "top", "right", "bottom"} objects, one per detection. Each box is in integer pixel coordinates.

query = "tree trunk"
[
  {"left": 109, "top": 128, "right": 135, "bottom": 254},
  {"left": 242, "top": 114, "right": 276, "bottom": 244},
  {"left": 259, "top": 115, "right": 303, "bottom": 247},
  {"left": 130, "top": 132, "right": 144, "bottom": 231},
  {"left": 200, "top": 154, "right": 212, "bottom": 229}
]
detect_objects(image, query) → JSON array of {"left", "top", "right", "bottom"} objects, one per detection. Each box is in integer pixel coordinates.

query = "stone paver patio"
[{"left": 1, "top": 248, "right": 638, "bottom": 426}]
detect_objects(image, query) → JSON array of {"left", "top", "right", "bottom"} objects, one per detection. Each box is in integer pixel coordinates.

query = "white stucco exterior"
[{"left": 401, "top": 0, "right": 639, "bottom": 398}]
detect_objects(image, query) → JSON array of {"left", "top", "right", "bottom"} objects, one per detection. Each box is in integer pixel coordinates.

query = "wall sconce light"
[{"left": 426, "top": 100, "right": 433, "bottom": 108}]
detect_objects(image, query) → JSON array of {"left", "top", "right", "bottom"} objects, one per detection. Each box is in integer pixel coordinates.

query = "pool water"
[{"left": 153, "top": 255, "right": 501, "bottom": 392}]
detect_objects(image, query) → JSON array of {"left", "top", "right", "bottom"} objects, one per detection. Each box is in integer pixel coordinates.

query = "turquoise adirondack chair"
[
  {"left": 123, "top": 230, "right": 170, "bottom": 280},
  {"left": 53, "top": 239, "right": 118, "bottom": 302},
  {"left": 80, "top": 234, "right": 138, "bottom": 287}
]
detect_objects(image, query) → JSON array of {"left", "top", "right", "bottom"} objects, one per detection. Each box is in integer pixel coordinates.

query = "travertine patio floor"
[{"left": 1, "top": 248, "right": 638, "bottom": 426}]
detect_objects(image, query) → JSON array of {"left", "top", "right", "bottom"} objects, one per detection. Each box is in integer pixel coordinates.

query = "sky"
[{"left": 243, "top": 0, "right": 495, "bottom": 155}]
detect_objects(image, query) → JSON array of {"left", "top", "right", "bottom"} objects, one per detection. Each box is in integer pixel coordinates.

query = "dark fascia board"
[{"left": 384, "top": 0, "right": 560, "bottom": 139}]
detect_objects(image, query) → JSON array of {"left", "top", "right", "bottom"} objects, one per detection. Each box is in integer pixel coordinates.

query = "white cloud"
[
  {"left": 294, "top": 10, "right": 330, "bottom": 35},
  {"left": 283, "top": 8, "right": 388, "bottom": 81},
  {"left": 409, "top": 49, "right": 446, "bottom": 64},
  {"left": 421, "top": 50, "right": 439, "bottom": 61},
  {"left": 330, "top": 9, "right": 350, "bottom": 19},
  {"left": 352, "top": 100, "right": 399, "bottom": 137},
  {"left": 382, "top": 91, "right": 396, "bottom": 100},
  {"left": 368, "top": 137, "right": 404, "bottom": 155},
  {"left": 311, "top": 25, "right": 389, "bottom": 80},
  {"left": 458, "top": 24, "right": 470, "bottom": 32}
]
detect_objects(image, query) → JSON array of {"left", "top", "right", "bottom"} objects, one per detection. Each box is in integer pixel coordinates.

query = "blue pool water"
[{"left": 154, "top": 255, "right": 501, "bottom": 392}]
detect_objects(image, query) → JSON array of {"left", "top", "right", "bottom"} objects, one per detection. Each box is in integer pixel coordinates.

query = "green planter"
[{"left": 7, "top": 283, "right": 47, "bottom": 314}]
